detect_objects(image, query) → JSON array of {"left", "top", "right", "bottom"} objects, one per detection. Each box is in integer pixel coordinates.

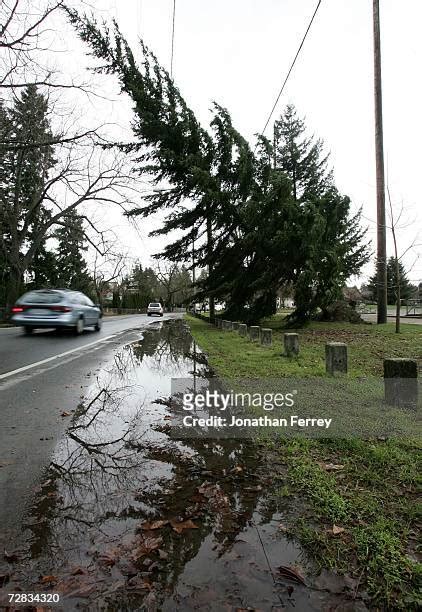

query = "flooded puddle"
[{"left": 1, "top": 319, "right": 365, "bottom": 611}]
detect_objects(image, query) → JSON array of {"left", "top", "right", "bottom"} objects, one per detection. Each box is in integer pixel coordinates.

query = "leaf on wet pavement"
[
  {"left": 58, "top": 577, "right": 98, "bottom": 598},
  {"left": 139, "top": 519, "right": 169, "bottom": 531},
  {"left": 70, "top": 566, "right": 88, "bottom": 575},
  {"left": 198, "top": 482, "right": 228, "bottom": 502},
  {"left": 132, "top": 535, "right": 163, "bottom": 559},
  {"left": 277, "top": 565, "right": 306, "bottom": 585},
  {"left": 97, "top": 550, "right": 119, "bottom": 567},
  {"left": 278, "top": 523, "right": 288, "bottom": 533},
  {"left": 332, "top": 524, "right": 346, "bottom": 535},
  {"left": 230, "top": 465, "right": 243, "bottom": 473},
  {"left": 40, "top": 574, "right": 58, "bottom": 584},
  {"left": 169, "top": 519, "right": 199, "bottom": 534},
  {"left": 127, "top": 575, "right": 152, "bottom": 592},
  {"left": 61, "top": 411, "right": 72, "bottom": 417}
]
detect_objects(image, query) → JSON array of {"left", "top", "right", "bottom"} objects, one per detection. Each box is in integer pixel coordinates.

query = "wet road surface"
[
  {"left": 0, "top": 313, "right": 175, "bottom": 376},
  {"left": 0, "top": 319, "right": 367, "bottom": 611}
]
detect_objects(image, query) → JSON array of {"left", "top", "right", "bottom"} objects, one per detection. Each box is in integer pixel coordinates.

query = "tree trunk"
[
  {"left": 5, "top": 268, "right": 24, "bottom": 314},
  {"left": 206, "top": 210, "right": 215, "bottom": 322},
  {"left": 395, "top": 258, "right": 400, "bottom": 334}
]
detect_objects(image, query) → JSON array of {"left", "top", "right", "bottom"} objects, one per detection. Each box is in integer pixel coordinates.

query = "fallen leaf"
[
  {"left": 132, "top": 536, "right": 163, "bottom": 559},
  {"left": 231, "top": 465, "right": 243, "bottom": 473},
  {"left": 70, "top": 566, "right": 88, "bottom": 576},
  {"left": 170, "top": 519, "right": 199, "bottom": 534},
  {"left": 127, "top": 575, "right": 152, "bottom": 591},
  {"left": 332, "top": 525, "right": 345, "bottom": 535},
  {"left": 277, "top": 565, "right": 306, "bottom": 585},
  {"left": 61, "top": 411, "right": 72, "bottom": 417},
  {"left": 158, "top": 549, "right": 168, "bottom": 560},
  {"left": 40, "top": 575, "right": 58, "bottom": 584},
  {"left": 139, "top": 519, "right": 169, "bottom": 531},
  {"left": 97, "top": 552, "right": 118, "bottom": 567},
  {"left": 60, "top": 580, "right": 97, "bottom": 598},
  {"left": 278, "top": 523, "right": 288, "bottom": 533}
]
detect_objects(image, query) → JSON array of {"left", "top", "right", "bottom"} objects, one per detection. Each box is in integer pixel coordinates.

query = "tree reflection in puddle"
[{"left": 2, "top": 320, "right": 363, "bottom": 611}]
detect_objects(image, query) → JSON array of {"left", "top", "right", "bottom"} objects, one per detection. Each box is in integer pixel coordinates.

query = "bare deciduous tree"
[
  {"left": 386, "top": 187, "right": 421, "bottom": 333},
  {"left": 90, "top": 237, "right": 128, "bottom": 306},
  {"left": 0, "top": 135, "right": 136, "bottom": 307}
]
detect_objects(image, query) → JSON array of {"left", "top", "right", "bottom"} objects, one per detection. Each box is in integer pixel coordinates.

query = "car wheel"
[
  {"left": 94, "top": 317, "right": 102, "bottom": 332},
  {"left": 147, "top": 313, "right": 151, "bottom": 317},
  {"left": 74, "top": 317, "right": 84, "bottom": 335},
  {"left": 24, "top": 326, "right": 33, "bottom": 335}
]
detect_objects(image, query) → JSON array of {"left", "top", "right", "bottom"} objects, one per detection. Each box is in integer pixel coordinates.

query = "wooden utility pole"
[{"left": 373, "top": 0, "right": 387, "bottom": 324}]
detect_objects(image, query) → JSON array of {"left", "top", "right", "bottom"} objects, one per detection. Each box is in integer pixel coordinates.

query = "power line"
[
  {"left": 258, "top": 0, "right": 323, "bottom": 138},
  {"left": 170, "top": 0, "right": 176, "bottom": 78}
]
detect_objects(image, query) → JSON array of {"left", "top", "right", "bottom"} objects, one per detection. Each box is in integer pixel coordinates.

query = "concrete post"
[
  {"left": 216, "top": 319, "right": 222, "bottom": 329},
  {"left": 232, "top": 322, "right": 240, "bottom": 331},
  {"left": 261, "top": 328, "right": 272, "bottom": 346},
  {"left": 325, "top": 342, "right": 348, "bottom": 375},
  {"left": 284, "top": 333, "right": 299, "bottom": 356},
  {"left": 238, "top": 324, "right": 248, "bottom": 337},
  {"left": 226, "top": 321, "right": 234, "bottom": 331},
  {"left": 249, "top": 326, "right": 260, "bottom": 342},
  {"left": 222, "top": 320, "right": 228, "bottom": 330},
  {"left": 384, "top": 358, "right": 418, "bottom": 408}
]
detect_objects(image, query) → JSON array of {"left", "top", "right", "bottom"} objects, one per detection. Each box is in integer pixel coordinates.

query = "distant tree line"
[
  {"left": 366, "top": 257, "right": 419, "bottom": 305},
  {"left": 117, "top": 262, "right": 192, "bottom": 309}
]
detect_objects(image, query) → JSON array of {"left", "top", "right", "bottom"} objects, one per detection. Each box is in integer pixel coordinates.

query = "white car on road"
[{"left": 147, "top": 302, "right": 164, "bottom": 317}]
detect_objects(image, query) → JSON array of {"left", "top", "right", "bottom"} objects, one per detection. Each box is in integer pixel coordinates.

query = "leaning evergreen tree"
[{"left": 68, "top": 10, "right": 369, "bottom": 323}]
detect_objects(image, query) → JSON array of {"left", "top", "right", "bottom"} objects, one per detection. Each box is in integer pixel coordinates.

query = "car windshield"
[
  {"left": 21, "top": 291, "right": 63, "bottom": 304},
  {"left": 149, "top": 303, "right": 161, "bottom": 307}
]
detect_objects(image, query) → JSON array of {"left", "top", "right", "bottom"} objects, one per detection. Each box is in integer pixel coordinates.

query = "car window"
[
  {"left": 149, "top": 303, "right": 161, "bottom": 307},
  {"left": 85, "top": 296, "right": 94, "bottom": 307},
  {"left": 21, "top": 291, "right": 63, "bottom": 304}
]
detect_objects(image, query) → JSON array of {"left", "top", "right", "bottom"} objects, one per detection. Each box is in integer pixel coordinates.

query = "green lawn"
[
  {"left": 186, "top": 314, "right": 422, "bottom": 609},
  {"left": 190, "top": 314, "right": 421, "bottom": 378}
]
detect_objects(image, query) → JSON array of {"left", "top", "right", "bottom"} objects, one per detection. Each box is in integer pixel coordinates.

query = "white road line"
[{"left": 0, "top": 333, "right": 121, "bottom": 381}]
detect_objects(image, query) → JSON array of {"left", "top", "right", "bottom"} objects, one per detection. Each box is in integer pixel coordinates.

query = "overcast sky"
[{"left": 58, "top": 0, "right": 422, "bottom": 285}]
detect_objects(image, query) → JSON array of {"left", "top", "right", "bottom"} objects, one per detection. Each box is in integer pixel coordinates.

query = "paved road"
[
  {"left": 0, "top": 314, "right": 172, "bottom": 376},
  {"left": 0, "top": 313, "right": 181, "bottom": 551},
  {"left": 362, "top": 314, "right": 422, "bottom": 326}
]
